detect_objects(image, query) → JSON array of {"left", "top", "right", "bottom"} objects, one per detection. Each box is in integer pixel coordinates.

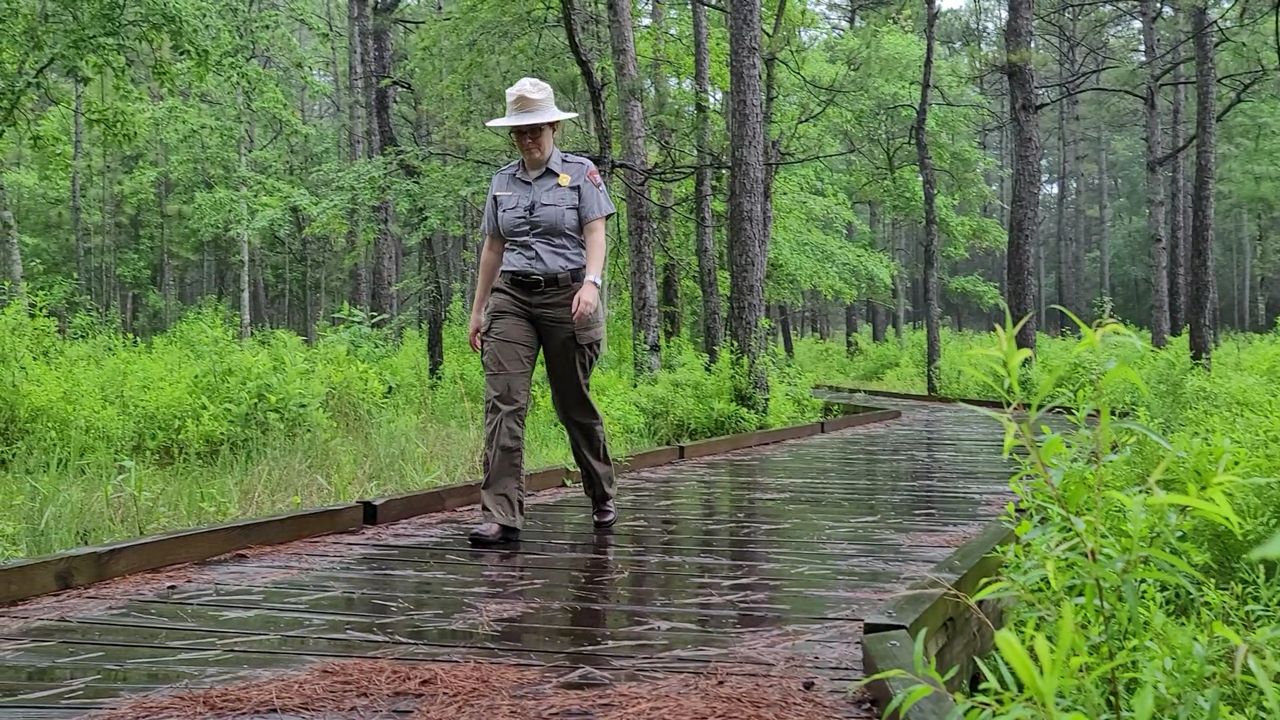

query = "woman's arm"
[
  {"left": 573, "top": 218, "right": 606, "bottom": 323},
  {"left": 469, "top": 234, "right": 505, "bottom": 351}
]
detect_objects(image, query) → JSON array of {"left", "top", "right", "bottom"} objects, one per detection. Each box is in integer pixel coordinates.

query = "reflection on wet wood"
[{"left": 0, "top": 394, "right": 1012, "bottom": 719}]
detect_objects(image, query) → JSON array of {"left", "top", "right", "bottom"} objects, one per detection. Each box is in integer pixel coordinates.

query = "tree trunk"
[
  {"left": 1169, "top": 50, "right": 1188, "bottom": 335},
  {"left": 1068, "top": 41, "right": 1086, "bottom": 323},
  {"left": 778, "top": 304, "right": 794, "bottom": 359},
  {"left": 1189, "top": 2, "right": 1216, "bottom": 366},
  {"left": 346, "top": 0, "right": 368, "bottom": 311},
  {"left": 238, "top": 114, "right": 252, "bottom": 340},
  {"left": 917, "top": 0, "right": 941, "bottom": 394},
  {"left": 560, "top": 0, "right": 612, "bottom": 174},
  {"left": 1098, "top": 125, "right": 1112, "bottom": 306},
  {"left": 72, "top": 78, "right": 87, "bottom": 295},
  {"left": 0, "top": 169, "right": 20, "bottom": 304},
  {"left": 845, "top": 303, "right": 860, "bottom": 356},
  {"left": 1142, "top": 0, "right": 1171, "bottom": 348},
  {"left": 425, "top": 230, "right": 444, "bottom": 377},
  {"left": 1055, "top": 15, "right": 1082, "bottom": 328},
  {"left": 607, "top": 0, "right": 660, "bottom": 376},
  {"left": 252, "top": 245, "right": 269, "bottom": 328},
  {"left": 367, "top": 0, "right": 400, "bottom": 326},
  {"left": 1055, "top": 80, "right": 1069, "bottom": 330},
  {"left": 661, "top": 255, "right": 681, "bottom": 341},
  {"left": 652, "top": 0, "right": 680, "bottom": 345},
  {"left": 692, "top": 0, "right": 721, "bottom": 364},
  {"left": 727, "top": 0, "right": 769, "bottom": 413},
  {"left": 894, "top": 221, "right": 907, "bottom": 340},
  {"left": 1005, "top": 0, "right": 1039, "bottom": 350},
  {"left": 761, "top": 0, "right": 787, "bottom": 272}
]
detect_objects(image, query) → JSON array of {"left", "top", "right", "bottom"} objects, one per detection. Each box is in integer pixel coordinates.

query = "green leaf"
[{"left": 1248, "top": 531, "right": 1280, "bottom": 560}]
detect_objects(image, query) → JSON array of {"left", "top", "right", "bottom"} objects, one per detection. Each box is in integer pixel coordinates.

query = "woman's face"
[{"left": 511, "top": 122, "right": 556, "bottom": 166}]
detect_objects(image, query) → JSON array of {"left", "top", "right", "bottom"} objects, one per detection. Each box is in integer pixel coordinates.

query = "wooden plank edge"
[
  {"left": 865, "top": 518, "right": 1014, "bottom": 635},
  {"left": 861, "top": 518, "right": 1017, "bottom": 719},
  {"left": 0, "top": 504, "right": 364, "bottom": 607},
  {"left": 861, "top": 629, "right": 959, "bottom": 719}
]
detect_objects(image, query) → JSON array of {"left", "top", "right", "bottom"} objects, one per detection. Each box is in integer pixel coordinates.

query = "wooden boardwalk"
[{"left": 0, "top": 394, "right": 1012, "bottom": 718}]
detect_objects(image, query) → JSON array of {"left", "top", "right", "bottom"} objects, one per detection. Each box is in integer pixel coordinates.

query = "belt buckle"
[{"left": 529, "top": 275, "right": 546, "bottom": 292}]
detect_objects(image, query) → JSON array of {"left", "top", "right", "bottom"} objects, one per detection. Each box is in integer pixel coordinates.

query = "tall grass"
[{"left": 0, "top": 302, "right": 821, "bottom": 560}]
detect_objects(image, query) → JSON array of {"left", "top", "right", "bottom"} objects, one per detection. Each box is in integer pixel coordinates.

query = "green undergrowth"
[
  {"left": 0, "top": 302, "right": 820, "bottom": 560},
  {"left": 848, "top": 314, "right": 1280, "bottom": 719}
]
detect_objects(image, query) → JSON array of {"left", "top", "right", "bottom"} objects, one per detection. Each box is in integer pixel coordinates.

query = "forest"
[{"left": 2, "top": 0, "right": 1280, "bottom": 716}]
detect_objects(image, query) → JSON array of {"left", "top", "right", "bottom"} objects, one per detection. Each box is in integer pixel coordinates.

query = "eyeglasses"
[{"left": 509, "top": 124, "right": 548, "bottom": 139}]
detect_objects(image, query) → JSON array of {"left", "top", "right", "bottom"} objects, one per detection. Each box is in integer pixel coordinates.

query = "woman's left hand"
[{"left": 572, "top": 282, "right": 599, "bottom": 323}]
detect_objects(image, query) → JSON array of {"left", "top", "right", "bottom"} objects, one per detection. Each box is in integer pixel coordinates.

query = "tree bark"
[
  {"left": 692, "top": 0, "right": 722, "bottom": 364},
  {"left": 1169, "top": 48, "right": 1188, "bottom": 335},
  {"left": 560, "top": 0, "right": 612, "bottom": 173},
  {"left": 159, "top": 158, "right": 174, "bottom": 328},
  {"left": 894, "top": 221, "right": 907, "bottom": 339},
  {"left": 1255, "top": 216, "right": 1266, "bottom": 331},
  {"left": 607, "top": 0, "right": 660, "bottom": 376},
  {"left": 845, "top": 303, "right": 860, "bottom": 356},
  {"left": 917, "top": 0, "right": 941, "bottom": 394},
  {"left": 778, "top": 304, "right": 795, "bottom": 358},
  {"left": 727, "top": 0, "right": 770, "bottom": 413},
  {"left": 252, "top": 245, "right": 269, "bottom": 328},
  {"left": 1189, "top": 2, "right": 1216, "bottom": 366},
  {"left": 0, "top": 168, "right": 20, "bottom": 304},
  {"left": 1142, "top": 0, "right": 1171, "bottom": 348},
  {"left": 367, "top": 0, "right": 400, "bottom": 325},
  {"left": 238, "top": 111, "right": 252, "bottom": 340},
  {"left": 72, "top": 78, "right": 87, "bottom": 295},
  {"left": 1005, "top": 0, "right": 1039, "bottom": 350},
  {"left": 346, "top": 0, "right": 368, "bottom": 311},
  {"left": 1098, "top": 124, "right": 1112, "bottom": 307},
  {"left": 652, "top": 0, "right": 680, "bottom": 345},
  {"left": 426, "top": 230, "right": 444, "bottom": 377}
]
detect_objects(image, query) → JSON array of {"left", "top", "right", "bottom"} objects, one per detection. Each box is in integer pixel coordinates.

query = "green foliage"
[
  {"left": 0, "top": 302, "right": 823, "bottom": 560},
  {"left": 834, "top": 314, "right": 1280, "bottom": 719}
]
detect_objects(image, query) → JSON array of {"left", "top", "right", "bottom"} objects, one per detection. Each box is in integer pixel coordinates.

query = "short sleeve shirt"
[{"left": 479, "top": 148, "right": 617, "bottom": 273}]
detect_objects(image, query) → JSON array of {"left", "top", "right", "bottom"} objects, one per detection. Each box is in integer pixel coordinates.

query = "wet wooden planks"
[{"left": 0, "top": 394, "right": 1010, "bottom": 718}]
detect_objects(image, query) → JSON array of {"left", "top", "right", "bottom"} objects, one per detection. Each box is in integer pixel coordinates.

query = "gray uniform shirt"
[{"left": 480, "top": 148, "right": 617, "bottom": 274}]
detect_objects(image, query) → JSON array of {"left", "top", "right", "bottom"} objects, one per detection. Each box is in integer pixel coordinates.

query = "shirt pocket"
[
  {"left": 540, "top": 187, "right": 580, "bottom": 237},
  {"left": 496, "top": 194, "right": 531, "bottom": 239}
]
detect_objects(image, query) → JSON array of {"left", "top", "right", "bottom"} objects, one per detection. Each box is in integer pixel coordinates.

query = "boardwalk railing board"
[
  {"left": 860, "top": 518, "right": 1017, "bottom": 719},
  {"left": 822, "top": 408, "right": 901, "bottom": 432},
  {"left": 678, "top": 422, "right": 824, "bottom": 460},
  {"left": 615, "top": 445, "right": 681, "bottom": 471},
  {"left": 815, "top": 384, "right": 1008, "bottom": 410},
  {"left": 0, "top": 399, "right": 898, "bottom": 608},
  {"left": 0, "top": 504, "right": 365, "bottom": 606}
]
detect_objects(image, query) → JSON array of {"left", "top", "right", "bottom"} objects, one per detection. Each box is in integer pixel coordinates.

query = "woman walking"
[{"left": 467, "top": 77, "right": 618, "bottom": 545}]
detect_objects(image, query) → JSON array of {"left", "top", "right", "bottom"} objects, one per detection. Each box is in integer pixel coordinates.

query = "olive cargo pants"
[{"left": 480, "top": 274, "right": 616, "bottom": 529}]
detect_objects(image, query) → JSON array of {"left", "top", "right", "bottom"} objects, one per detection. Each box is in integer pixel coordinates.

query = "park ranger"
[{"left": 467, "top": 77, "right": 618, "bottom": 545}]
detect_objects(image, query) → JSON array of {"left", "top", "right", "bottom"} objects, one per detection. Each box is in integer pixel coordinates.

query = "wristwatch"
[{"left": 585, "top": 273, "right": 603, "bottom": 288}]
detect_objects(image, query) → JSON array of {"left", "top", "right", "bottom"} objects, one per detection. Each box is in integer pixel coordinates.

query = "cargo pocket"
[{"left": 573, "top": 308, "right": 605, "bottom": 346}]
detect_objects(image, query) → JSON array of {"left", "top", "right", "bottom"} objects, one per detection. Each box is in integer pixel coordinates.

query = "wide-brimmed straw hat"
[{"left": 485, "top": 77, "right": 579, "bottom": 128}]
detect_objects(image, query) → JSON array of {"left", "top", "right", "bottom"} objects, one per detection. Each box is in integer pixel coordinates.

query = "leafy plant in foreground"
[{"left": 860, "top": 308, "right": 1280, "bottom": 719}]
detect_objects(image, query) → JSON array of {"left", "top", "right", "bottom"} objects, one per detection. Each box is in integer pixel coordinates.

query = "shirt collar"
[{"left": 517, "top": 147, "right": 564, "bottom": 181}]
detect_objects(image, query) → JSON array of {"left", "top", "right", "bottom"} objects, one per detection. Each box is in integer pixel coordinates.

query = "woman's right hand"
[{"left": 469, "top": 313, "right": 484, "bottom": 352}]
